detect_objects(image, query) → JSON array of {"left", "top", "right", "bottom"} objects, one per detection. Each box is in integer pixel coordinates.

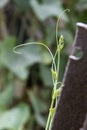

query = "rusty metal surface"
[{"left": 51, "top": 23, "right": 87, "bottom": 130}]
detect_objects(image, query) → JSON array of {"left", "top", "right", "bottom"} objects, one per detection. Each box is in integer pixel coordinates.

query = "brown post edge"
[
  {"left": 80, "top": 114, "right": 87, "bottom": 130},
  {"left": 51, "top": 22, "right": 87, "bottom": 130}
]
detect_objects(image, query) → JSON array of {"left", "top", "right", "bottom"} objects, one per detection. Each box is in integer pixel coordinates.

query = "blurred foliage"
[
  {"left": 0, "top": 0, "right": 87, "bottom": 129},
  {"left": 0, "top": 103, "right": 30, "bottom": 130}
]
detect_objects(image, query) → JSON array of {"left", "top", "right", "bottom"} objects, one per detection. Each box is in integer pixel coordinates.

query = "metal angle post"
[{"left": 51, "top": 23, "right": 87, "bottom": 130}]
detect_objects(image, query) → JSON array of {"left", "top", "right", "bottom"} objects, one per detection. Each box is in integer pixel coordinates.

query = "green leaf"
[
  {"left": 76, "top": 0, "right": 87, "bottom": 12},
  {"left": 0, "top": 37, "right": 43, "bottom": 80},
  {"left": 0, "top": 103, "right": 30, "bottom": 130},
  {"left": 17, "top": 44, "right": 42, "bottom": 65},
  {"left": 28, "top": 91, "right": 47, "bottom": 127},
  {"left": 40, "top": 65, "right": 53, "bottom": 87},
  {"left": 0, "top": 0, "right": 9, "bottom": 8},
  {"left": 41, "top": 50, "right": 52, "bottom": 65},
  {"left": 35, "top": 114, "right": 46, "bottom": 128},
  {"left": 0, "top": 37, "right": 27, "bottom": 79},
  {"left": 30, "top": 0, "right": 68, "bottom": 21},
  {"left": 0, "top": 85, "right": 14, "bottom": 111},
  {"left": 12, "top": 0, "right": 30, "bottom": 12},
  {"left": 60, "top": 30, "right": 73, "bottom": 45},
  {"left": 28, "top": 91, "right": 47, "bottom": 114}
]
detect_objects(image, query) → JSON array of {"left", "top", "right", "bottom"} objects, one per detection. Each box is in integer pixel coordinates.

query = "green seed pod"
[
  {"left": 51, "top": 69, "right": 57, "bottom": 80},
  {"left": 50, "top": 108, "right": 56, "bottom": 117},
  {"left": 58, "top": 35, "right": 64, "bottom": 51},
  {"left": 52, "top": 87, "right": 61, "bottom": 100}
]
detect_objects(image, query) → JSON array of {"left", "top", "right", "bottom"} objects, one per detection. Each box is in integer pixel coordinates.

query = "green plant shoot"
[{"left": 13, "top": 9, "right": 70, "bottom": 130}]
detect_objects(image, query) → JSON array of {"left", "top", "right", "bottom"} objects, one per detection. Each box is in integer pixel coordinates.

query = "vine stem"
[
  {"left": 45, "top": 49, "right": 61, "bottom": 130},
  {"left": 45, "top": 99, "right": 54, "bottom": 130},
  {"left": 13, "top": 9, "right": 70, "bottom": 130},
  {"left": 57, "top": 50, "right": 60, "bottom": 87}
]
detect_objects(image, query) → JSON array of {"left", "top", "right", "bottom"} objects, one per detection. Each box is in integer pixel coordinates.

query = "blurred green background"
[{"left": 0, "top": 0, "right": 87, "bottom": 130}]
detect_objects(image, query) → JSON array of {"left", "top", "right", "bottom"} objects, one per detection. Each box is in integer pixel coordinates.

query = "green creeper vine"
[{"left": 13, "top": 9, "right": 70, "bottom": 130}]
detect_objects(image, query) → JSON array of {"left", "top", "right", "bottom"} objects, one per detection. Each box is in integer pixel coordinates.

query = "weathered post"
[
  {"left": 51, "top": 23, "right": 87, "bottom": 130},
  {"left": 80, "top": 115, "right": 87, "bottom": 130}
]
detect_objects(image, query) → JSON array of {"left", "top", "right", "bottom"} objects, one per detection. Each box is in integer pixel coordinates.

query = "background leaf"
[
  {"left": 40, "top": 65, "right": 53, "bottom": 87},
  {"left": 0, "top": 37, "right": 44, "bottom": 80},
  {"left": 0, "top": 103, "right": 30, "bottom": 130},
  {"left": 12, "top": 0, "right": 30, "bottom": 12},
  {"left": 30, "top": 0, "right": 68, "bottom": 21},
  {"left": 28, "top": 91, "right": 47, "bottom": 114},
  {"left": 0, "top": 85, "right": 14, "bottom": 111},
  {"left": 0, "top": 0, "right": 9, "bottom": 8}
]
